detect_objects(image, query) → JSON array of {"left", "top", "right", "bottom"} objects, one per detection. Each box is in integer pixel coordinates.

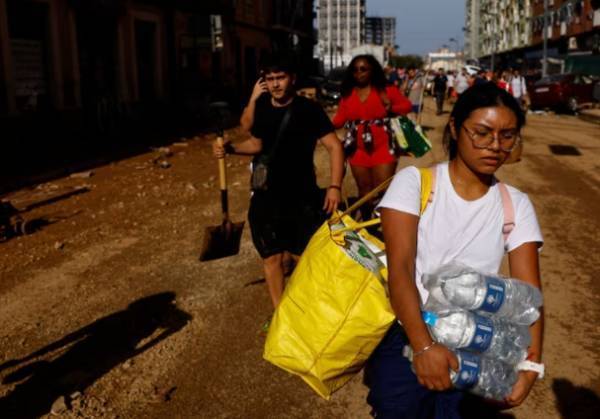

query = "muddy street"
[{"left": 0, "top": 99, "right": 599, "bottom": 418}]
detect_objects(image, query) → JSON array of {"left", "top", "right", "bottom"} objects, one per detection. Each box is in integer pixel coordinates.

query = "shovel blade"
[{"left": 199, "top": 221, "right": 245, "bottom": 261}]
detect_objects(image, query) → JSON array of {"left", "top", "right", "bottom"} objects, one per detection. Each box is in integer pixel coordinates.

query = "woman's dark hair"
[
  {"left": 340, "top": 54, "right": 387, "bottom": 97},
  {"left": 443, "top": 82, "right": 526, "bottom": 159}
]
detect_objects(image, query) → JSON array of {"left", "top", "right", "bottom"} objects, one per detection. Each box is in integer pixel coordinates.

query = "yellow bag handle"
[
  {"left": 330, "top": 167, "right": 435, "bottom": 238},
  {"left": 329, "top": 176, "right": 394, "bottom": 225}
]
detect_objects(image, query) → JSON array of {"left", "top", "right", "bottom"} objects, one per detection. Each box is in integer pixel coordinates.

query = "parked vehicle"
[
  {"left": 529, "top": 74, "right": 599, "bottom": 113},
  {"left": 320, "top": 68, "right": 345, "bottom": 105}
]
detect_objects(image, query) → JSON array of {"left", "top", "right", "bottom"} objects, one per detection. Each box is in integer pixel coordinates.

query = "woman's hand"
[
  {"left": 413, "top": 344, "right": 458, "bottom": 391},
  {"left": 323, "top": 187, "right": 341, "bottom": 214},
  {"left": 250, "top": 78, "right": 267, "bottom": 102},
  {"left": 505, "top": 370, "right": 538, "bottom": 407}
]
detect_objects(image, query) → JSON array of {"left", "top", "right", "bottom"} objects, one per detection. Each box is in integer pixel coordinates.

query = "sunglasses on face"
[{"left": 353, "top": 66, "right": 370, "bottom": 73}]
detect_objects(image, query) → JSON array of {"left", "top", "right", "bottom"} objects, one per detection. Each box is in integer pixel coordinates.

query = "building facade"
[
  {"left": 0, "top": 0, "right": 316, "bottom": 144},
  {"left": 464, "top": 0, "right": 600, "bottom": 70},
  {"left": 466, "top": 0, "right": 532, "bottom": 61},
  {"left": 530, "top": 0, "right": 600, "bottom": 55},
  {"left": 316, "top": 0, "right": 366, "bottom": 70},
  {"left": 365, "top": 17, "right": 396, "bottom": 48}
]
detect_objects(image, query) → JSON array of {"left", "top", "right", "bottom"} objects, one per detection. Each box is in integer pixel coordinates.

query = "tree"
[{"left": 389, "top": 55, "right": 425, "bottom": 69}]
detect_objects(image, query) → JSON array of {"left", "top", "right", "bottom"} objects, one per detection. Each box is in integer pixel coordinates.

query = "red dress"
[{"left": 333, "top": 86, "right": 412, "bottom": 167}]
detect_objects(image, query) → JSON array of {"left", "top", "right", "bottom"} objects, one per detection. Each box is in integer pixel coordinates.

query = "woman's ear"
[{"left": 449, "top": 117, "right": 458, "bottom": 140}]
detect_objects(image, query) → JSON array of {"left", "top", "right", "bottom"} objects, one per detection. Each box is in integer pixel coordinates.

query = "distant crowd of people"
[{"left": 383, "top": 65, "right": 533, "bottom": 116}]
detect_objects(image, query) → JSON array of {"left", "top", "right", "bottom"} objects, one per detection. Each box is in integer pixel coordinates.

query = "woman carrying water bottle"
[{"left": 365, "top": 82, "right": 544, "bottom": 418}]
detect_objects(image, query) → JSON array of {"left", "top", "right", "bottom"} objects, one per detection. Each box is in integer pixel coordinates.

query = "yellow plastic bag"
[{"left": 264, "top": 168, "right": 434, "bottom": 399}]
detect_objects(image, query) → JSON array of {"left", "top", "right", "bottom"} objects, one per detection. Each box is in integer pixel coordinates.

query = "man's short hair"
[{"left": 259, "top": 54, "right": 296, "bottom": 76}]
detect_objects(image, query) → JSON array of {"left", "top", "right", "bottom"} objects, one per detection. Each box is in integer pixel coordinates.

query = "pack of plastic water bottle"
[
  {"left": 414, "top": 263, "right": 543, "bottom": 400},
  {"left": 422, "top": 263, "right": 543, "bottom": 325}
]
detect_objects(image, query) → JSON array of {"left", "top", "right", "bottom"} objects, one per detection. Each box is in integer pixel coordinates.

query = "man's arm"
[
  {"left": 319, "top": 132, "right": 344, "bottom": 214},
  {"left": 240, "top": 79, "right": 267, "bottom": 132}
]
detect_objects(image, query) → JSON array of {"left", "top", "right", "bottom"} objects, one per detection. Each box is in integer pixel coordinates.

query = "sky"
[{"left": 367, "top": 0, "right": 466, "bottom": 56}]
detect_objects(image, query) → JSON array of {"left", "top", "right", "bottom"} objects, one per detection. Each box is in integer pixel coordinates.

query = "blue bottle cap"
[{"left": 422, "top": 311, "right": 438, "bottom": 326}]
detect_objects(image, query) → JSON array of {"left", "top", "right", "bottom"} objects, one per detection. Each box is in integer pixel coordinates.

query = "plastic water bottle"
[
  {"left": 422, "top": 264, "right": 543, "bottom": 325},
  {"left": 422, "top": 311, "right": 530, "bottom": 365},
  {"left": 451, "top": 350, "right": 518, "bottom": 401}
]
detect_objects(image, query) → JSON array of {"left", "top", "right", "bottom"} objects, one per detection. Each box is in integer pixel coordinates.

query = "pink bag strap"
[{"left": 497, "top": 182, "right": 515, "bottom": 243}]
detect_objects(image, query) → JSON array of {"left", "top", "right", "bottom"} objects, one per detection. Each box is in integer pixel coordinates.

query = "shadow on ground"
[
  {"left": 553, "top": 378, "right": 600, "bottom": 419},
  {"left": 1, "top": 187, "right": 90, "bottom": 243},
  {"left": 0, "top": 292, "right": 191, "bottom": 418}
]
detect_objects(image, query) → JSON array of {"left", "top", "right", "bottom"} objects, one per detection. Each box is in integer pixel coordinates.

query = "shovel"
[{"left": 199, "top": 131, "right": 245, "bottom": 261}]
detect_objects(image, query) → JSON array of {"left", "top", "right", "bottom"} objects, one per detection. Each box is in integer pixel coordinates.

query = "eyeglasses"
[
  {"left": 462, "top": 126, "right": 520, "bottom": 152},
  {"left": 353, "top": 66, "right": 370, "bottom": 73}
]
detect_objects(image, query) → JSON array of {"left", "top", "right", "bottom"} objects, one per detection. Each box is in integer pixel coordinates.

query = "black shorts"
[{"left": 248, "top": 191, "right": 325, "bottom": 259}]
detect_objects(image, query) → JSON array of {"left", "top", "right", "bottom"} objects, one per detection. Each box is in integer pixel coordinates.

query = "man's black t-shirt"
[
  {"left": 251, "top": 94, "right": 334, "bottom": 200},
  {"left": 433, "top": 75, "right": 448, "bottom": 93}
]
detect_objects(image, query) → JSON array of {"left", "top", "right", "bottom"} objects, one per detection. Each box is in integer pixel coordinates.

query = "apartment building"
[
  {"left": 531, "top": 0, "right": 600, "bottom": 53},
  {"left": 365, "top": 17, "right": 396, "bottom": 48},
  {"left": 475, "top": 0, "right": 533, "bottom": 58},
  {"left": 464, "top": 0, "right": 599, "bottom": 69},
  {"left": 316, "top": 0, "right": 366, "bottom": 69}
]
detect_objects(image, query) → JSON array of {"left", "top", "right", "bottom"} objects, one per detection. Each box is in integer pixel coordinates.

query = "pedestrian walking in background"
[
  {"left": 446, "top": 70, "right": 455, "bottom": 99},
  {"left": 510, "top": 69, "right": 529, "bottom": 111},
  {"left": 332, "top": 54, "right": 412, "bottom": 220},
  {"left": 396, "top": 67, "right": 407, "bottom": 88},
  {"left": 385, "top": 64, "right": 399, "bottom": 86},
  {"left": 365, "top": 83, "right": 544, "bottom": 417},
  {"left": 213, "top": 57, "right": 344, "bottom": 309},
  {"left": 402, "top": 66, "right": 424, "bottom": 122},
  {"left": 454, "top": 68, "right": 470, "bottom": 97},
  {"left": 497, "top": 71, "right": 514, "bottom": 95},
  {"left": 433, "top": 68, "right": 448, "bottom": 115},
  {"left": 473, "top": 69, "right": 488, "bottom": 86}
]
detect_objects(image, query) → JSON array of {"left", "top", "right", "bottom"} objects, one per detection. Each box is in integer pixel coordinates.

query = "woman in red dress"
[{"left": 333, "top": 55, "right": 412, "bottom": 218}]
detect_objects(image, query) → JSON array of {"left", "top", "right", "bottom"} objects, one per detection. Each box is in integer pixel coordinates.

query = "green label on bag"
[{"left": 343, "top": 233, "right": 383, "bottom": 274}]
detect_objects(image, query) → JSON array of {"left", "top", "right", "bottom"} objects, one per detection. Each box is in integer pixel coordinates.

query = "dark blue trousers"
[{"left": 364, "top": 323, "right": 464, "bottom": 419}]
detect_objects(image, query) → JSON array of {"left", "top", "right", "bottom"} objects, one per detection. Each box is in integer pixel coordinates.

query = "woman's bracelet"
[
  {"left": 328, "top": 185, "right": 342, "bottom": 191},
  {"left": 413, "top": 341, "right": 437, "bottom": 358}
]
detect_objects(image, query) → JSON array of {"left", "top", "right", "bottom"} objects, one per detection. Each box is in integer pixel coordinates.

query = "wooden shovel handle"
[
  {"left": 216, "top": 136, "right": 229, "bottom": 220},
  {"left": 217, "top": 137, "right": 227, "bottom": 191}
]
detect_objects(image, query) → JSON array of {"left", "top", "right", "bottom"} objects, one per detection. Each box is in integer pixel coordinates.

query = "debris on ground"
[
  {"left": 70, "top": 171, "right": 94, "bottom": 179},
  {"left": 50, "top": 395, "right": 68, "bottom": 415}
]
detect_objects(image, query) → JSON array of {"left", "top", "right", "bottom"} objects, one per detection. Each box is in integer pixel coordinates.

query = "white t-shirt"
[
  {"left": 378, "top": 162, "right": 543, "bottom": 303},
  {"left": 510, "top": 76, "right": 527, "bottom": 98},
  {"left": 455, "top": 74, "right": 470, "bottom": 94}
]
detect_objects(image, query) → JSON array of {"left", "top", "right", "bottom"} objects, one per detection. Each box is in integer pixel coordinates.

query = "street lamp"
[
  {"left": 542, "top": 0, "right": 549, "bottom": 77},
  {"left": 449, "top": 37, "right": 459, "bottom": 53}
]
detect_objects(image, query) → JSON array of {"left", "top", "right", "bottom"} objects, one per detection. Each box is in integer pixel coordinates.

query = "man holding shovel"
[{"left": 213, "top": 58, "right": 344, "bottom": 308}]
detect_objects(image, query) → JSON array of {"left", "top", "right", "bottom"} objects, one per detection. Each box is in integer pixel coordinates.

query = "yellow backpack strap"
[{"left": 418, "top": 166, "right": 436, "bottom": 215}]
